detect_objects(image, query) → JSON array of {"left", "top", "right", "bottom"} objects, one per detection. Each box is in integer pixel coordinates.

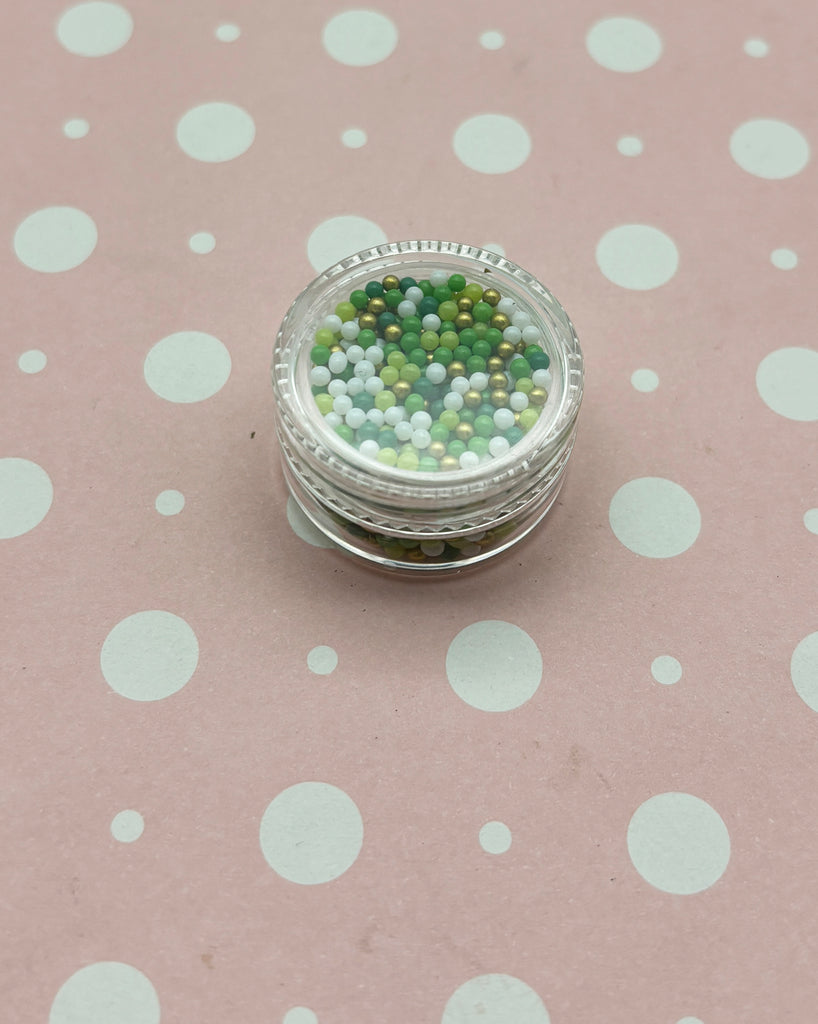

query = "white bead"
[
  {"left": 411, "top": 428, "right": 431, "bottom": 449},
  {"left": 450, "top": 376, "right": 470, "bottom": 395},
  {"left": 496, "top": 297, "right": 516, "bottom": 316},
  {"left": 340, "top": 320, "right": 360, "bottom": 341},
  {"left": 420, "top": 540, "right": 446, "bottom": 556},
  {"left": 365, "top": 345, "right": 384, "bottom": 365},
  {"left": 395, "top": 420, "right": 413, "bottom": 441},
  {"left": 353, "top": 359, "right": 375, "bottom": 380},
  {"left": 346, "top": 345, "right": 365, "bottom": 364},
  {"left": 469, "top": 372, "right": 489, "bottom": 392},
  {"left": 405, "top": 286, "right": 424, "bottom": 304},
  {"left": 366, "top": 408, "right": 385, "bottom": 426},
  {"left": 359, "top": 439, "right": 380, "bottom": 458},
  {"left": 332, "top": 394, "right": 353, "bottom": 416},
  {"left": 522, "top": 325, "right": 541, "bottom": 344},
  {"left": 345, "top": 377, "right": 364, "bottom": 396},
  {"left": 384, "top": 405, "right": 406, "bottom": 425},
  {"left": 309, "top": 366, "right": 331, "bottom": 386},
  {"left": 509, "top": 390, "right": 529, "bottom": 412},
  {"left": 327, "top": 378, "right": 347, "bottom": 397},
  {"left": 503, "top": 325, "right": 522, "bottom": 345},
  {"left": 364, "top": 375, "right": 385, "bottom": 394},
  {"left": 345, "top": 407, "right": 366, "bottom": 430},
  {"left": 324, "top": 411, "right": 342, "bottom": 428},
  {"left": 459, "top": 451, "right": 480, "bottom": 470},
  {"left": 410, "top": 410, "right": 432, "bottom": 430},
  {"left": 511, "top": 310, "right": 531, "bottom": 329},
  {"left": 397, "top": 300, "right": 416, "bottom": 318},
  {"left": 489, "top": 435, "right": 511, "bottom": 458},
  {"left": 322, "top": 314, "right": 343, "bottom": 333},
  {"left": 443, "top": 391, "right": 463, "bottom": 411},
  {"left": 493, "top": 408, "right": 515, "bottom": 431},
  {"left": 328, "top": 351, "right": 348, "bottom": 374},
  {"left": 429, "top": 269, "right": 448, "bottom": 287},
  {"left": 425, "top": 362, "right": 447, "bottom": 384},
  {"left": 532, "top": 368, "right": 551, "bottom": 388},
  {"left": 422, "top": 314, "right": 441, "bottom": 331}
]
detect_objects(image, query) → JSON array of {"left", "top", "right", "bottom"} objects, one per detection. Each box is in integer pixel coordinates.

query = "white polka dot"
[
  {"left": 341, "top": 128, "right": 367, "bottom": 148},
  {"left": 480, "top": 31, "right": 505, "bottom": 50},
  {"left": 176, "top": 102, "right": 255, "bottom": 162},
  {"left": 617, "top": 135, "right": 643, "bottom": 156},
  {"left": 628, "top": 792, "right": 730, "bottom": 894},
  {"left": 14, "top": 206, "right": 97, "bottom": 273},
  {"left": 771, "top": 247, "right": 797, "bottom": 270},
  {"left": 453, "top": 114, "right": 531, "bottom": 174},
  {"left": 730, "top": 119, "right": 810, "bottom": 179},
  {"left": 286, "top": 495, "right": 336, "bottom": 548},
  {"left": 442, "top": 974, "right": 550, "bottom": 1024},
  {"left": 791, "top": 632, "right": 818, "bottom": 713},
  {"left": 756, "top": 347, "right": 818, "bottom": 421},
  {"left": 446, "top": 621, "right": 542, "bottom": 712},
  {"left": 215, "top": 23, "right": 240, "bottom": 42},
  {"left": 63, "top": 117, "right": 89, "bottom": 138},
  {"left": 49, "top": 962, "right": 159, "bottom": 1024},
  {"left": 308, "top": 645, "right": 338, "bottom": 675},
  {"left": 259, "top": 782, "right": 363, "bottom": 884},
  {"left": 483, "top": 242, "right": 505, "bottom": 256},
  {"left": 189, "top": 231, "right": 215, "bottom": 254},
  {"left": 479, "top": 821, "right": 512, "bottom": 854},
  {"left": 596, "top": 224, "right": 679, "bottom": 290},
  {"left": 100, "top": 610, "right": 198, "bottom": 701},
  {"left": 18, "top": 349, "right": 47, "bottom": 373},
  {"left": 322, "top": 10, "right": 397, "bottom": 66},
  {"left": 283, "top": 1009, "right": 318, "bottom": 1024},
  {"left": 651, "top": 655, "right": 682, "bottom": 685},
  {"left": 111, "top": 809, "right": 144, "bottom": 842},
  {"left": 0, "top": 458, "right": 53, "bottom": 539},
  {"left": 144, "top": 331, "right": 231, "bottom": 403},
  {"left": 609, "top": 477, "right": 701, "bottom": 558},
  {"left": 155, "top": 489, "right": 184, "bottom": 516},
  {"left": 306, "top": 215, "right": 387, "bottom": 273},
  {"left": 744, "top": 38, "right": 769, "bottom": 57},
  {"left": 631, "top": 368, "right": 658, "bottom": 392},
  {"left": 56, "top": 2, "right": 133, "bottom": 56},
  {"left": 586, "top": 17, "right": 662, "bottom": 72},
  {"left": 804, "top": 509, "right": 818, "bottom": 535}
]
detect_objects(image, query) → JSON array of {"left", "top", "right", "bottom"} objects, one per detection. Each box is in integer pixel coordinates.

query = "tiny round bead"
[
  {"left": 488, "top": 372, "right": 507, "bottom": 391},
  {"left": 315, "top": 393, "right": 333, "bottom": 415},
  {"left": 382, "top": 274, "right": 400, "bottom": 291},
  {"left": 447, "top": 361, "right": 466, "bottom": 378},
  {"left": 509, "top": 390, "right": 529, "bottom": 411},
  {"left": 425, "top": 362, "right": 447, "bottom": 384},
  {"left": 421, "top": 313, "right": 441, "bottom": 332},
  {"left": 515, "top": 376, "right": 533, "bottom": 394},
  {"left": 490, "top": 389, "right": 509, "bottom": 408},
  {"left": 448, "top": 273, "right": 466, "bottom": 292},
  {"left": 377, "top": 447, "right": 398, "bottom": 466},
  {"left": 443, "top": 391, "right": 464, "bottom": 411},
  {"left": 327, "top": 378, "right": 347, "bottom": 397},
  {"left": 496, "top": 341, "right": 516, "bottom": 362},
  {"left": 358, "top": 312, "right": 377, "bottom": 331},
  {"left": 310, "top": 366, "right": 331, "bottom": 386},
  {"left": 496, "top": 297, "right": 516, "bottom": 316},
  {"left": 353, "top": 359, "right": 376, "bottom": 380},
  {"left": 364, "top": 375, "right": 385, "bottom": 394},
  {"left": 493, "top": 407, "right": 515, "bottom": 431},
  {"left": 482, "top": 288, "right": 501, "bottom": 306},
  {"left": 340, "top": 320, "right": 360, "bottom": 341},
  {"left": 454, "top": 422, "right": 474, "bottom": 441},
  {"left": 397, "top": 300, "right": 416, "bottom": 318},
  {"left": 429, "top": 269, "right": 449, "bottom": 287},
  {"left": 359, "top": 439, "right": 380, "bottom": 458},
  {"left": 323, "top": 314, "right": 343, "bottom": 333},
  {"left": 411, "top": 428, "right": 432, "bottom": 449},
  {"left": 421, "top": 539, "right": 447, "bottom": 556},
  {"left": 392, "top": 380, "right": 412, "bottom": 401},
  {"left": 427, "top": 441, "right": 447, "bottom": 459},
  {"left": 454, "top": 311, "right": 474, "bottom": 330},
  {"left": 439, "top": 455, "right": 460, "bottom": 471},
  {"left": 463, "top": 283, "right": 484, "bottom": 302},
  {"left": 384, "top": 405, "right": 406, "bottom": 425},
  {"left": 333, "top": 394, "right": 353, "bottom": 416},
  {"left": 365, "top": 346, "right": 384, "bottom": 365},
  {"left": 374, "top": 390, "right": 396, "bottom": 411},
  {"left": 532, "top": 368, "right": 552, "bottom": 388},
  {"left": 328, "top": 351, "right": 348, "bottom": 374},
  {"left": 489, "top": 435, "right": 511, "bottom": 458},
  {"left": 450, "top": 376, "right": 470, "bottom": 395},
  {"left": 366, "top": 408, "right": 385, "bottom": 426},
  {"left": 469, "top": 372, "right": 489, "bottom": 392},
  {"left": 396, "top": 450, "right": 420, "bottom": 471},
  {"left": 346, "top": 377, "right": 364, "bottom": 396},
  {"left": 410, "top": 410, "right": 432, "bottom": 430},
  {"left": 490, "top": 312, "right": 510, "bottom": 331},
  {"left": 345, "top": 407, "right": 367, "bottom": 430},
  {"left": 463, "top": 389, "right": 483, "bottom": 409},
  {"left": 459, "top": 451, "right": 480, "bottom": 470},
  {"left": 324, "top": 411, "right": 342, "bottom": 428},
  {"left": 528, "top": 386, "right": 548, "bottom": 406},
  {"left": 502, "top": 325, "right": 522, "bottom": 345},
  {"left": 350, "top": 289, "right": 369, "bottom": 309},
  {"left": 395, "top": 421, "right": 413, "bottom": 442},
  {"left": 511, "top": 310, "right": 531, "bottom": 329},
  {"left": 405, "top": 286, "right": 424, "bottom": 304},
  {"left": 368, "top": 296, "right": 387, "bottom": 315},
  {"left": 521, "top": 325, "right": 541, "bottom": 344},
  {"left": 457, "top": 296, "right": 474, "bottom": 312},
  {"left": 383, "top": 324, "right": 403, "bottom": 344},
  {"left": 346, "top": 344, "right": 365, "bottom": 364}
]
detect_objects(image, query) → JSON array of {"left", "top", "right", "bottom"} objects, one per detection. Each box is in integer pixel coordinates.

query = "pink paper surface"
[{"left": 3, "top": 2, "right": 818, "bottom": 1022}]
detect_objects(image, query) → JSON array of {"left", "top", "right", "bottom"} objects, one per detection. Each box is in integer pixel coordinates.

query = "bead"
[
  {"left": 365, "top": 281, "right": 384, "bottom": 298},
  {"left": 420, "top": 331, "right": 440, "bottom": 351},
  {"left": 323, "top": 314, "right": 343, "bottom": 333},
  {"left": 474, "top": 414, "right": 494, "bottom": 438},
  {"left": 509, "top": 357, "right": 531, "bottom": 380},
  {"left": 398, "top": 276, "right": 417, "bottom": 292},
  {"left": 482, "top": 288, "right": 500, "bottom": 306},
  {"left": 521, "top": 325, "right": 541, "bottom": 344},
  {"left": 392, "top": 379, "right": 412, "bottom": 401},
  {"left": 447, "top": 361, "right": 466, "bottom": 378},
  {"left": 454, "top": 312, "right": 474, "bottom": 331},
  {"left": 433, "top": 346, "right": 453, "bottom": 366},
  {"left": 358, "top": 312, "right": 377, "bottom": 331},
  {"left": 515, "top": 376, "right": 533, "bottom": 394},
  {"left": 409, "top": 410, "right": 432, "bottom": 431},
  {"left": 418, "top": 456, "right": 439, "bottom": 472},
  {"left": 439, "top": 409, "right": 460, "bottom": 431},
  {"left": 397, "top": 300, "right": 416, "bottom": 319},
  {"left": 490, "top": 312, "right": 510, "bottom": 331},
  {"left": 397, "top": 450, "right": 420, "bottom": 471},
  {"left": 333, "top": 394, "right": 353, "bottom": 416},
  {"left": 315, "top": 393, "right": 333, "bottom": 415},
  {"left": 382, "top": 274, "right": 400, "bottom": 292},
  {"left": 335, "top": 423, "right": 354, "bottom": 444},
  {"left": 404, "top": 393, "right": 425, "bottom": 415},
  {"left": 327, "top": 378, "right": 347, "bottom": 397},
  {"left": 340, "top": 321, "right": 360, "bottom": 342},
  {"left": 346, "top": 344, "right": 365, "bottom": 364},
  {"left": 368, "top": 297, "right": 387, "bottom": 315},
  {"left": 493, "top": 407, "right": 515, "bottom": 430},
  {"left": 400, "top": 361, "right": 422, "bottom": 382},
  {"left": 454, "top": 421, "right": 474, "bottom": 441},
  {"left": 459, "top": 450, "right": 480, "bottom": 470},
  {"left": 457, "top": 296, "right": 474, "bottom": 312},
  {"left": 428, "top": 441, "right": 447, "bottom": 460},
  {"left": 411, "top": 428, "right": 431, "bottom": 449},
  {"left": 495, "top": 340, "right": 516, "bottom": 361},
  {"left": 490, "top": 389, "right": 510, "bottom": 408},
  {"left": 509, "top": 390, "right": 529, "bottom": 411},
  {"left": 463, "top": 282, "right": 484, "bottom": 302},
  {"left": 359, "top": 439, "right": 380, "bottom": 458},
  {"left": 395, "top": 420, "right": 413, "bottom": 441},
  {"left": 532, "top": 368, "right": 551, "bottom": 388},
  {"left": 511, "top": 310, "right": 531, "bottom": 329},
  {"left": 528, "top": 350, "right": 550, "bottom": 372},
  {"left": 353, "top": 359, "right": 376, "bottom": 380},
  {"left": 439, "top": 455, "right": 460, "bottom": 471},
  {"left": 443, "top": 391, "right": 464, "bottom": 412},
  {"left": 472, "top": 338, "right": 492, "bottom": 359},
  {"left": 468, "top": 435, "right": 491, "bottom": 457},
  {"left": 450, "top": 375, "right": 470, "bottom": 395},
  {"left": 519, "top": 408, "right": 539, "bottom": 432},
  {"left": 429, "top": 269, "right": 449, "bottom": 287},
  {"left": 385, "top": 288, "right": 404, "bottom": 310},
  {"left": 346, "top": 377, "right": 364, "bottom": 396},
  {"left": 418, "top": 280, "right": 434, "bottom": 296},
  {"left": 447, "top": 273, "right": 466, "bottom": 292},
  {"left": 473, "top": 321, "right": 489, "bottom": 339},
  {"left": 379, "top": 366, "right": 399, "bottom": 387},
  {"left": 438, "top": 300, "right": 459, "bottom": 322},
  {"left": 486, "top": 356, "right": 505, "bottom": 373},
  {"left": 487, "top": 372, "right": 507, "bottom": 391},
  {"left": 377, "top": 447, "right": 398, "bottom": 466},
  {"left": 528, "top": 386, "right": 548, "bottom": 406},
  {"left": 516, "top": 340, "right": 528, "bottom": 354},
  {"left": 382, "top": 324, "right": 402, "bottom": 344},
  {"left": 365, "top": 346, "right": 384, "bottom": 366},
  {"left": 433, "top": 285, "right": 452, "bottom": 303},
  {"left": 466, "top": 355, "right": 486, "bottom": 375},
  {"left": 426, "top": 362, "right": 447, "bottom": 385},
  {"left": 374, "top": 389, "right": 397, "bottom": 411},
  {"left": 328, "top": 344, "right": 344, "bottom": 353},
  {"left": 350, "top": 289, "right": 369, "bottom": 309},
  {"left": 366, "top": 408, "right": 385, "bottom": 425},
  {"left": 496, "top": 296, "right": 516, "bottom": 316},
  {"left": 324, "top": 411, "right": 342, "bottom": 428},
  {"left": 310, "top": 365, "right": 331, "bottom": 387},
  {"left": 439, "top": 331, "right": 459, "bottom": 351},
  {"left": 463, "top": 389, "right": 482, "bottom": 409},
  {"left": 311, "top": 344, "right": 331, "bottom": 366},
  {"left": 469, "top": 372, "right": 489, "bottom": 392},
  {"left": 405, "top": 286, "right": 424, "bottom": 305},
  {"left": 421, "top": 313, "right": 441, "bottom": 332},
  {"left": 384, "top": 405, "right": 405, "bottom": 425},
  {"left": 336, "top": 302, "right": 357, "bottom": 323},
  {"left": 365, "top": 375, "right": 385, "bottom": 395},
  {"left": 489, "top": 435, "right": 510, "bottom": 458},
  {"left": 418, "top": 296, "right": 439, "bottom": 316},
  {"left": 345, "top": 407, "right": 367, "bottom": 430},
  {"left": 472, "top": 301, "right": 493, "bottom": 323},
  {"left": 328, "top": 351, "right": 348, "bottom": 374}
]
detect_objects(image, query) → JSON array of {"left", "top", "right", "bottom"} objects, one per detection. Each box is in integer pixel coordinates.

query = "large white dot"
[
  {"left": 260, "top": 782, "right": 363, "bottom": 884},
  {"left": 596, "top": 224, "right": 679, "bottom": 290},
  {"left": 479, "top": 821, "right": 512, "bottom": 854},
  {"left": 14, "top": 206, "right": 97, "bottom": 273},
  {"left": 100, "top": 610, "right": 199, "bottom": 701},
  {"left": 215, "top": 23, "right": 240, "bottom": 42},
  {"left": 306, "top": 215, "right": 387, "bottom": 273},
  {"left": 791, "top": 632, "right": 818, "bottom": 713},
  {"left": 63, "top": 117, "right": 90, "bottom": 138},
  {"left": 609, "top": 477, "right": 701, "bottom": 558},
  {"left": 189, "top": 231, "right": 215, "bottom": 254},
  {"left": 49, "top": 962, "right": 159, "bottom": 1024},
  {"left": 730, "top": 119, "right": 810, "bottom": 179},
  {"left": 442, "top": 973, "right": 550, "bottom": 1024},
  {"left": 0, "top": 458, "right": 53, "bottom": 539},
  {"left": 804, "top": 509, "right": 818, "bottom": 535},
  {"left": 176, "top": 102, "right": 255, "bottom": 162},
  {"left": 651, "top": 655, "right": 682, "bottom": 685},
  {"left": 56, "top": 2, "right": 133, "bottom": 56},
  {"left": 771, "top": 248, "right": 797, "bottom": 270},
  {"left": 446, "top": 620, "right": 542, "bottom": 711},
  {"left": 628, "top": 793, "right": 730, "bottom": 894},
  {"left": 631, "top": 368, "right": 658, "bottom": 392},
  {"left": 756, "top": 347, "right": 818, "bottom": 421},
  {"left": 283, "top": 1009, "right": 318, "bottom": 1024},
  {"left": 586, "top": 17, "right": 662, "bottom": 72},
  {"left": 18, "top": 349, "right": 47, "bottom": 373},
  {"left": 617, "top": 135, "right": 643, "bottom": 156},
  {"left": 144, "top": 330, "right": 231, "bottom": 403},
  {"left": 111, "top": 809, "right": 144, "bottom": 842},
  {"left": 322, "top": 10, "right": 398, "bottom": 66},
  {"left": 286, "top": 495, "right": 336, "bottom": 548},
  {"left": 341, "top": 128, "right": 367, "bottom": 148},
  {"left": 480, "top": 30, "right": 505, "bottom": 50},
  {"left": 453, "top": 114, "right": 531, "bottom": 174},
  {"left": 308, "top": 645, "right": 338, "bottom": 675},
  {"left": 155, "top": 489, "right": 184, "bottom": 515}
]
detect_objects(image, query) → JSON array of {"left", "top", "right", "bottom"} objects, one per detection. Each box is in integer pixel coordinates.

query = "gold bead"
[
  {"left": 487, "top": 356, "right": 505, "bottom": 373},
  {"left": 482, "top": 288, "right": 501, "bottom": 306},
  {"left": 367, "top": 296, "right": 386, "bottom": 315},
  {"left": 490, "top": 312, "right": 510, "bottom": 331},
  {"left": 454, "top": 422, "right": 474, "bottom": 441},
  {"left": 514, "top": 412, "right": 522, "bottom": 424},
  {"left": 447, "top": 361, "right": 466, "bottom": 378},
  {"left": 490, "top": 389, "right": 510, "bottom": 408},
  {"left": 358, "top": 312, "right": 377, "bottom": 331},
  {"left": 496, "top": 340, "right": 515, "bottom": 360},
  {"left": 382, "top": 274, "right": 400, "bottom": 292},
  {"left": 488, "top": 372, "right": 508, "bottom": 391},
  {"left": 427, "top": 352, "right": 434, "bottom": 362},
  {"left": 528, "top": 387, "right": 548, "bottom": 406},
  {"left": 329, "top": 344, "right": 343, "bottom": 353},
  {"left": 439, "top": 455, "right": 460, "bottom": 471},
  {"left": 392, "top": 380, "right": 412, "bottom": 401},
  {"left": 406, "top": 547, "right": 427, "bottom": 562},
  {"left": 516, "top": 341, "right": 527, "bottom": 354},
  {"left": 454, "top": 312, "right": 474, "bottom": 330},
  {"left": 383, "top": 323, "right": 403, "bottom": 343},
  {"left": 457, "top": 296, "right": 474, "bottom": 312},
  {"left": 463, "top": 389, "right": 482, "bottom": 409},
  {"left": 428, "top": 441, "right": 446, "bottom": 460}
]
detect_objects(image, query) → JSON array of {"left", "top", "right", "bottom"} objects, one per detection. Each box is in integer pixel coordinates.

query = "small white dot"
[
  {"left": 771, "top": 248, "right": 797, "bottom": 270},
  {"left": 189, "top": 232, "right": 215, "bottom": 254},
  {"left": 480, "top": 30, "right": 505, "bottom": 50},
  {"left": 804, "top": 509, "right": 818, "bottom": 534},
  {"left": 341, "top": 128, "right": 367, "bottom": 148},
  {"left": 283, "top": 1007, "right": 318, "bottom": 1024},
  {"left": 483, "top": 241, "right": 505, "bottom": 256},
  {"left": 744, "top": 38, "right": 769, "bottom": 57},
  {"left": 631, "top": 368, "right": 658, "bottom": 392},
  {"left": 479, "top": 820, "right": 512, "bottom": 854},
  {"left": 63, "top": 118, "right": 89, "bottom": 139},
  {"left": 18, "top": 349, "right": 47, "bottom": 373},
  {"left": 617, "top": 135, "right": 643, "bottom": 156},
  {"left": 155, "top": 490, "right": 184, "bottom": 516},
  {"left": 215, "top": 23, "right": 240, "bottom": 42},
  {"left": 111, "top": 809, "right": 144, "bottom": 843},
  {"left": 308, "top": 645, "right": 338, "bottom": 675},
  {"left": 651, "top": 655, "right": 682, "bottom": 685}
]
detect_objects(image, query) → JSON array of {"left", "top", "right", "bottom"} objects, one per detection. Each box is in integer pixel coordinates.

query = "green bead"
[
  {"left": 357, "top": 328, "right": 377, "bottom": 348},
  {"left": 448, "top": 273, "right": 466, "bottom": 293},
  {"left": 314, "top": 393, "right": 333, "bottom": 415},
  {"left": 352, "top": 392, "right": 374, "bottom": 411},
  {"left": 335, "top": 424, "right": 354, "bottom": 444},
  {"left": 466, "top": 355, "right": 486, "bottom": 374},
  {"left": 350, "top": 289, "right": 369, "bottom": 309},
  {"left": 401, "top": 315, "right": 422, "bottom": 334},
  {"left": 374, "top": 390, "right": 396, "bottom": 411},
  {"left": 472, "top": 301, "right": 493, "bottom": 323},
  {"left": 399, "top": 277, "right": 417, "bottom": 293},
  {"left": 314, "top": 327, "right": 336, "bottom": 346},
  {"left": 458, "top": 408, "right": 475, "bottom": 424},
  {"left": 385, "top": 288, "right": 403, "bottom": 309},
  {"left": 412, "top": 377, "right": 437, "bottom": 400},
  {"left": 365, "top": 281, "right": 384, "bottom": 297},
  {"left": 439, "top": 331, "right": 459, "bottom": 351},
  {"left": 472, "top": 321, "right": 489, "bottom": 339},
  {"left": 339, "top": 365, "right": 354, "bottom": 382},
  {"left": 516, "top": 376, "right": 533, "bottom": 394},
  {"left": 474, "top": 414, "right": 494, "bottom": 438},
  {"left": 457, "top": 328, "right": 477, "bottom": 348},
  {"left": 505, "top": 426, "right": 524, "bottom": 445},
  {"left": 418, "top": 280, "right": 434, "bottom": 296},
  {"left": 378, "top": 311, "right": 398, "bottom": 330},
  {"left": 400, "top": 332, "right": 420, "bottom": 355},
  {"left": 397, "top": 450, "right": 420, "bottom": 471},
  {"left": 528, "top": 350, "right": 550, "bottom": 370},
  {"left": 468, "top": 435, "right": 491, "bottom": 456},
  {"left": 311, "top": 344, "right": 331, "bottom": 365},
  {"left": 418, "top": 296, "right": 439, "bottom": 316},
  {"left": 356, "top": 421, "right": 380, "bottom": 442},
  {"left": 477, "top": 403, "right": 494, "bottom": 419},
  {"left": 463, "top": 282, "right": 484, "bottom": 302},
  {"left": 387, "top": 351, "right": 407, "bottom": 368},
  {"left": 377, "top": 447, "right": 398, "bottom": 466},
  {"left": 408, "top": 348, "right": 427, "bottom": 368},
  {"left": 472, "top": 339, "right": 492, "bottom": 360},
  {"left": 453, "top": 345, "right": 471, "bottom": 363},
  {"left": 509, "top": 358, "right": 532, "bottom": 380},
  {"left": 429, "top": 399, "right": 446, "bottom": 420},
  {"left": 519, "top": 408, "right": 539, "bottom": 432},
  {"left": 439, "top": 321, "right": 457, "bottom": 335},
  {"left": 419, "top": 456, "right": 439, "bottom": 472},
  {"left": 382, "top": 342, "right": 400, "bottom": 359},
  {"left": 438, "top": 300, "right": 459, "bottom": 322},
  {"left": 400, "top": 362, "right": 421, "bottom": 383},
  {"left": 430, "top": 422, "right": 450, "bottom": 443},
  {"left": 484, "top": 328, "right": 503, "bottom": 349},
  {"left": 335, "top": 301, "right": 357, "bottom": 322},
  {"left": 420, "top": 331, "right": 440, "bottom": 351},
  {"left": 433, "top": 346, "right": 453, "bottom": 365},
  {"left": 447, "top": 439, "right": 467, "bottom": 458},
  {"left": 378, "top": 428, "right": 398, "bottom": 448},
  {"left": 405, "top": 393, "right": 425, "bottom": 415},
  {"left": 380, "top": 365, "right": 399, "bottom": 386},
  {"left": 439, "top": 409, "right": 460, "bottom": 431}
]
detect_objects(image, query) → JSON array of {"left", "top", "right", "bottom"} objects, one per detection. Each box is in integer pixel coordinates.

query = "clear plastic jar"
[{"left": 271, "top": 241, "right": 584, "bottom": 574}]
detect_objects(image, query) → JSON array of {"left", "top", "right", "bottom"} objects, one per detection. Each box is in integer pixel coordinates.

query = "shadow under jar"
[{"left": 272, "top": 241, "right": 584, "bottom": 574}]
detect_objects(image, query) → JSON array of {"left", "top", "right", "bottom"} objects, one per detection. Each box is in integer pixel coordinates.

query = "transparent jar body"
[{"left": 271, "top": 241, "right": 584, "bottom": 574}]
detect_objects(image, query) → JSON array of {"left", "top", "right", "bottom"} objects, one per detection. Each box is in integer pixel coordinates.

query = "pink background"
[{"left": 4, "top": 2, "right": 818, "bottom": 1022}]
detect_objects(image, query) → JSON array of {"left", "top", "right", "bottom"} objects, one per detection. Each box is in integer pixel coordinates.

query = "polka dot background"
[{"left": 4, "top": 2, "right": 818, "bottom": 1021}]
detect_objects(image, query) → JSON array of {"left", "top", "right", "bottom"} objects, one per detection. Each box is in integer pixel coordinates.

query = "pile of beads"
[{"left": 308, "top": 270, "right": 551, "bottom": 472}]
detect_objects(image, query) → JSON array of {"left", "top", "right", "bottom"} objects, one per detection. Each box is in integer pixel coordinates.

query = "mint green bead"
[
  {"left": 459, "top": 408, "right": 475, "bottom": 424},
  {"left": 474, "top": 414, "right": 494, "bottom": 438},
  {"left": 356, "top": 421, "right": 379, "bottom": 442},
  {"left": 447, "top": 439, "right": 467, "bottom": 458},
  {"left": 419, "top": 456, "right": 439, "bottom": 472},
  {"left": 472, "top": 339, "right": 492, "bottom": 359},
  {"left": 315, "top": 393, "right": 333, "bottom": 415},
  {"left": 412, "top": 377, "right": 437, "bottom": 401},
  {"left": 379, "top": 365, "right": 399, "bottom": 386},
  {"left": 505, "top": 426, "right": 524, "bottom": 445},
  {"left": 472, "top": 321, "right": 489, "bottom": 339},
  {"left": 311, "top": 344, "right": 331, "bottom": 365},
  {"left": 408, "top": 348, "right": 427, "bottom": 367},
  {"left": 405, "top": 393, "right": 425, "bottom": 415},
  {"left": 335, "top": 424, "right": 354, "bottom": 444},
  {"left": 485, "top": 328, "right": 503, "bottom": 349},
  {"left": 439, "top": 409, "right": 460, "bottom": 431},
  {"left": 466, "top": 355, "right": 486, "bottom": 374},
  {"left": 382, "top": 342, "right": 400, "bottom": 359},
  {"left": 430, "top": 422, "right": 450, "bottom": 443},
  {"left": 468, "top": 435, "right": 490, "bottom": 456}
]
